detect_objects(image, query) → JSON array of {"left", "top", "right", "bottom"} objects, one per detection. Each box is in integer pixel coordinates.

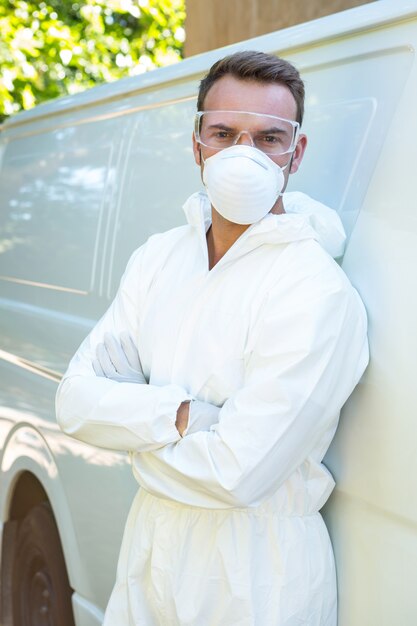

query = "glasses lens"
[{"left": 197, "top": 111, "right": 298, "bottom": 155}]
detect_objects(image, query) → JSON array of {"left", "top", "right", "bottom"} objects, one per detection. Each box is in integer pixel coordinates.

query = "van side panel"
[{"left": 0, "top": 111, "right": 141, "bottom": 611}]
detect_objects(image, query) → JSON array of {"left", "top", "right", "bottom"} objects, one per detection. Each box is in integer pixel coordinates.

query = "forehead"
[{"left": 203, "top": 75, "right": 297, "bottom": 122}]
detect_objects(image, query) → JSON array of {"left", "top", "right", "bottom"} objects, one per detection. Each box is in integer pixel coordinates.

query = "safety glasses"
[{"left": 194, "top": 110, "right": 300, "bottom": 156}]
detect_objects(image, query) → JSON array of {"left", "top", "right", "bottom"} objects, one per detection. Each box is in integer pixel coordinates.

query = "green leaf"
[{"left": 0, "top": 0, "right": 185, "bottom": 120}]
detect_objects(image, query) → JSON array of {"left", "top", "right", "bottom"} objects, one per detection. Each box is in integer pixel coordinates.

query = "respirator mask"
[{"left": 195, "top": 110, "right": 299, "bottom": 225}]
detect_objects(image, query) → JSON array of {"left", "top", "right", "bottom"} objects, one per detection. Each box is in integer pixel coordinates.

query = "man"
[{"left": 56, "top": 51, "right": 368, "bottom": 625}]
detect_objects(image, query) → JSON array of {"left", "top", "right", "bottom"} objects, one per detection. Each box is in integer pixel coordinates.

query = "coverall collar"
[{"left": 182, "top": 191, "right": 346, "bottom": 259}]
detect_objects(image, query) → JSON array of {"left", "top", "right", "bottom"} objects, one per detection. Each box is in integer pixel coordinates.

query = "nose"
[{"left": 234, "top": 130, "right": 254, "bottom": 147}]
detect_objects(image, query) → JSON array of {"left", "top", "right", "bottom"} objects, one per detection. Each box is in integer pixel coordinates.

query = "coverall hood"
[{"left": 183, "top": 190, "right": 346, "bottom": 260}]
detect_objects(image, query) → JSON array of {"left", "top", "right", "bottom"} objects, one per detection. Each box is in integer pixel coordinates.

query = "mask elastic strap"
[
  {"left": 200, "top": 146, "right": 206, "bottom": 165},
  {"left": 276, "top": 155, "right": 294, "bottom": 199},
  {"left": 281, "top": 155, "right": 293, "bottom": 171}
]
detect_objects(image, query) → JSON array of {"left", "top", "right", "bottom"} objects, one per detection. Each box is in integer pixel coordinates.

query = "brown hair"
[{"left": 197, "top": 50, "right": 305, "bottom": 125}]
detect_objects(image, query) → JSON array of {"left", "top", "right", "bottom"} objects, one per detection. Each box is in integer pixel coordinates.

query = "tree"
[{"left": 0, "top": 0, "right": 185, "bottom": 122}]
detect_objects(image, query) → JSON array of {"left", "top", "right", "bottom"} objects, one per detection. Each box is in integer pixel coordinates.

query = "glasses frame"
[{"left": 194, "top": 110, "right": 300, "bottom": 156}]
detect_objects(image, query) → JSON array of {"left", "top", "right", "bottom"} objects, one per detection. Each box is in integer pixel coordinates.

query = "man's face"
[{"left": 192, "top": 75, "right": 307, "bottom": 211}]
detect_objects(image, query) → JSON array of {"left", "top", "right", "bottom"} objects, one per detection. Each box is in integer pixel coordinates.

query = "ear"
[
  {"left": 289, "top": 133, "right": 307, "bottom": 174},
  {"left": 192, "top": 132, "right": 202, "bottom": 166}
]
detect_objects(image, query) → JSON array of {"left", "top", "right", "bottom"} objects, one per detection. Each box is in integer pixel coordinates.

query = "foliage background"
[{"left": 0, "top": 0, "right": 186, "bottom": 123}]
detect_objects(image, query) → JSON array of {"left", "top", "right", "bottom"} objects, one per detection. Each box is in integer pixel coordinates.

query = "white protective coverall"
[{"left": 56, "top": 191, "right": 369, "bottom": 626}]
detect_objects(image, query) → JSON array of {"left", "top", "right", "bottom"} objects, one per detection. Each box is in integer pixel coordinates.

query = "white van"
[{"left": 1, "top": 0, "right": 416, "bottom": 624}]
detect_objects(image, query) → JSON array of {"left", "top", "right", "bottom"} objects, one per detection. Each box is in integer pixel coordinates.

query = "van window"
[
  {"left": 108, "top": 98, "right": 201, "bottom": 297},
  {"left": 0, "top": 127, "right": 113, "bottom": 292}
]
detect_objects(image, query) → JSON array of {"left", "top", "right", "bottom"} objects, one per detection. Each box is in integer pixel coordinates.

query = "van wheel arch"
[{"left": 1, "top": 472, "right": 76, "bottom": 626}]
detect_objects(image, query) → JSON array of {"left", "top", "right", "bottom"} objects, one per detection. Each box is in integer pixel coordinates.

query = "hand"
[
  {"left": 176, "top": 401, "right": 190, "bottom": 436},
  {"left": 93, "top": 331, "right": 147, "bottom": 384}
]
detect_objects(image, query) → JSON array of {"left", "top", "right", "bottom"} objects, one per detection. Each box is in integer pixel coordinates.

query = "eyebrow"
[
  {"left": 206, "top": 123, "right": 234, "bottom": 131},
  {"left": 258, "top": 127, "right": 289, "bottom": 135},
  {"left": 206, "top": 123, "right": 289, "bottom": 135}
]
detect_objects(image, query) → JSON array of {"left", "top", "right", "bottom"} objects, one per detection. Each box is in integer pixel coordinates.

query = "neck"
[
  {"left": 206, "top": 196, "right": 285, "bottom": 269},
  {"left": 207, "top": 209, "right": 249, "bottom": 269},
  {"left": 270, "top": 194, "right": 285, "bottom": 215}
]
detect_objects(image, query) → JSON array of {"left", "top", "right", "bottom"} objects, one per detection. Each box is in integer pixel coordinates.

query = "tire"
[{"left": 10, "top": 502, "right": 76, "bottom": 626}]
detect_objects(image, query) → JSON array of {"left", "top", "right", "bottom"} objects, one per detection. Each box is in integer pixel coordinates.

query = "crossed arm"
[
  {"left": 56, "top": 245, "right": 368, "bottom": 509},
  {"left": 91, "top": 330, "right": 191, "bottom": 436},
  {"left": 56, "top": 246, "right": 221, "bottom": 452}
]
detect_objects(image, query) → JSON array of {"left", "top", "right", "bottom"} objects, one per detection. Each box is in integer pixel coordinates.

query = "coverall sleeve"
[
  {"left": 183, "top": 399, "right": 221, "bottom": 436},
  {"left": 131, "top": 251, "right": 369, "bottom": 507},
  {"left": 55, "top": 246, "right": 192, "bottom": 452}
]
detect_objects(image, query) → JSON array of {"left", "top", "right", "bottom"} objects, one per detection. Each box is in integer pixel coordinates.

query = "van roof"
[{"left": 1, "top": 0, "right": 417, "bottom": 132}]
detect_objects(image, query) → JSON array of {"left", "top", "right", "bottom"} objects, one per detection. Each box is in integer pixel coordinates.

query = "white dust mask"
[{"left": 202, "top": 144, "right": 287, "bottom": 225}]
